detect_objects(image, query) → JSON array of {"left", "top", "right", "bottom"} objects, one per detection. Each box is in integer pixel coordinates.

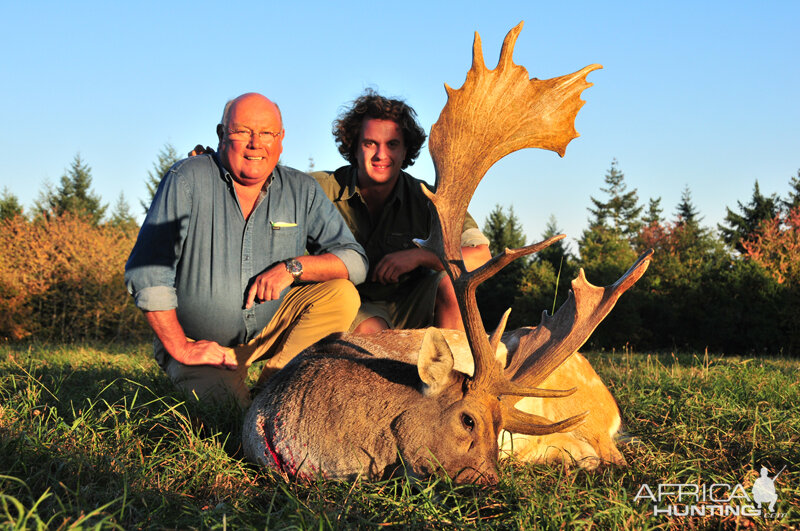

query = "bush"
[{"left": 0, "top": 214, "right": 148, "bottom": 341}]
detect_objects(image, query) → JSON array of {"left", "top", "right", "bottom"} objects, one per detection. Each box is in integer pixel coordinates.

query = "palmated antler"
[
  {"left": 504, "top": 250, "right": 653, "bottom": 387},
  {"left": 416, "top": 22, "right": 648, "bottom": 437},
  {"left": 417, "top": 21, "right": 601, "bottom": 384}
]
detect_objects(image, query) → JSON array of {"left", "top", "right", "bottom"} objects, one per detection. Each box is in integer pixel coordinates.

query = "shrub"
[{"left": 0, "top": 214, "right": 148, "bottom": 341}]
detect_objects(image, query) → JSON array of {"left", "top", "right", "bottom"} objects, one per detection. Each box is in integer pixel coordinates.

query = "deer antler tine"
[
  {"left": 497, "top": 21, "right": 524, "bottom": 71},
  {"left": 501, "top": 406, "right": 588, "bottom": 436},
  {"left": 496, "top": 382, "right": 577, "bottom": 398},
  {"left": 469, "top": 234, "right": 566, "bottom": 287},
  {"left": 472, "top": 31, "right": 487, "bottom": 72},
  {"left": 489, "top": 308, "right": 512, "bottom": 355},
  {"left": 503, "top": 249, "right": 653, "bottom": 388}
]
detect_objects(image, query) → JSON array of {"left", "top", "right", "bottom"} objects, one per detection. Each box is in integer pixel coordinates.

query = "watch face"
[{"left": 285, "top": 259, "right": 303, "bottom": 278}]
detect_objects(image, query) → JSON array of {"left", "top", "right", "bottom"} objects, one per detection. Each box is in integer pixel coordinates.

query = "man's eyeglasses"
[{"left": 226, "top": 128, "right": 283, "bottom": 144}]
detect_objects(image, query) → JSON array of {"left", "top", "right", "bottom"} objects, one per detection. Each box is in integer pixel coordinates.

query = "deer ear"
[{"left": 418, "top": 327, "right": 457, "bottom": 396}]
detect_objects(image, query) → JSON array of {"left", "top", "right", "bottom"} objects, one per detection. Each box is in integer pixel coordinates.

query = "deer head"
[{"left": 243, "top": 22, "right": 652, "bottom": 484}]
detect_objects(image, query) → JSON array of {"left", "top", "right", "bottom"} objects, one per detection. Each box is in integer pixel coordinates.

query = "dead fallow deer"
[
  {"left": 243, "top": 22, "right": 652, "bottom": 484},
  {"left": 400, "top": 326, "right": 630, "bottom": 470}
]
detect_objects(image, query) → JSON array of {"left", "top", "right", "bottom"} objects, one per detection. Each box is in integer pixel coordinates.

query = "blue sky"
[{"left": 1, "top": 1, "right": 797, "bottom": 249}]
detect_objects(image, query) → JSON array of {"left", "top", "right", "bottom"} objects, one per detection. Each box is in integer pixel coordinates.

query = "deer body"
[
  {"left": 244, "top": 329, "right": 626, "bottom": 481},
  {"left": 498, "top": 352, "right": 626, "bottom": 469},
  {"left": 243, "top": 330, "right": 503, "bottom": 483}
]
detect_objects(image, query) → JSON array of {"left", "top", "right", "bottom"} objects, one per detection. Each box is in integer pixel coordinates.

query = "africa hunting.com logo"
[{"left": 634, "top": 465, "right": 786, "bottom": 518}]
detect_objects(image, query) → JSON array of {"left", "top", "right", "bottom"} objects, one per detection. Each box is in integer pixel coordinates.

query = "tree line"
[
  {"left": 478, "top": 159, "right": 800, "bottom": 355},
  {"left": 1, "top": 148, "right": 798, "bottom": 354}
]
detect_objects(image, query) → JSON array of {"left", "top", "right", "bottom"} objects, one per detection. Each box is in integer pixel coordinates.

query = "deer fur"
[{"left": 244, "top": 328, "right": 504, "bottom": 483}]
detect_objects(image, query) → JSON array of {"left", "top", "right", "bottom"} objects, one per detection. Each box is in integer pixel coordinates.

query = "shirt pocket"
[
  {"left": 268, "top": 222, "right": 301, "bottom": 256},
  {"left": 385, "top": 232, "right": 414, "bottom": 252}
]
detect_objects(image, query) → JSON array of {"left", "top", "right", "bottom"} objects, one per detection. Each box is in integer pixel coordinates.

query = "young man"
[
  {"left": 126, "top": 93, "right": 367, "bottom": 406},
  {"left": 313, "top": 90, "right": 491, "bottom": 333}
]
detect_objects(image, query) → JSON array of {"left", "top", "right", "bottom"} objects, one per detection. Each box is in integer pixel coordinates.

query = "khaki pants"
[
  {"left": 158, "top": 279, "right": 359, "bottom": 408},
  {"left": 351, "top": 271, "right": 445, "bottom": 331}
]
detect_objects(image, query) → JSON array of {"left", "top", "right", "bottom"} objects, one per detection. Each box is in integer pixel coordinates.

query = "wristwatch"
[{"left": 284, "top": 258, "right": 303, "bottom": 281}]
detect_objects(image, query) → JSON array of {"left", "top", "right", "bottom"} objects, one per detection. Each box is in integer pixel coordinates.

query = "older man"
[
  {"left": 126, "top": 93, "right": 367, "bottom": 407},
  {"left": 312, "top": 90, "right": 491, "bottom": 333}
]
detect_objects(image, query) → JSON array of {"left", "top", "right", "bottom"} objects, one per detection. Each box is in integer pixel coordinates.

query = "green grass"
[{"left": 1, "top": 342, "right": 798, "bottom": 529}]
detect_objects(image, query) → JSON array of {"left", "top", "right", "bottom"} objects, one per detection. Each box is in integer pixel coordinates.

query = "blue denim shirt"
[{"left": 124, "top": 154, "right": 367, "bottom": 347}]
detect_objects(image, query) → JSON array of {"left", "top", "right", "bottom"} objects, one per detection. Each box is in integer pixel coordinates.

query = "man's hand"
[
  {"left": 144, "top": 310, "right": 237, "bottom": 370},
  {"left": 177, "top": 339, "right": 237, "bottom": 370},
  {"left": 372, "top": 249, "right": 427, "bottom": 284},
  {"left": 189, "top": 145, "right": 215, "bottom": 157},
  {"left": 246, "top": 263, "right": 294, "bottom": 308}
]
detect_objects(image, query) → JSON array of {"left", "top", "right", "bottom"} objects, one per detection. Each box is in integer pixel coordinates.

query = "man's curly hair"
[{"left": 333, "top": 89, "right": 426, "bottom": 169}]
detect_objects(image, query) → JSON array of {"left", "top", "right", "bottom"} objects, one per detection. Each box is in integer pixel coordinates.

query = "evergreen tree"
[
  {"left": 783, "top": 168, "right": 800, "bottom": 212},
  {"left": 642, "top": 197, "right": 664, "bottom": 225},
  {"left": 142, "top": 143, "right": 180, "bottom": 214},
  {"left": 719, "top": 180, "right": 780, "bottom": 252},
  {"left": 674, "top": 185, "right": 703, "bottom": 228},
  {"left": 481, "top": 204, "right": 527, "bottom": 255},
  {"left": 476, "top": 204, "right": 529, "bottom": 328},
  {"left": 308, "top": 156, "right": 315, "bottom": 173},
  {"left": 536, "top": 215, "right": 572, "bottom": 272},
  {"left": 35, "top": 154, "right": 107, "bottom": 224},
  {"left": 0, "top": 187, "right": 24, "bottom": 220},
  {"left": 534, "top": 214, "right": 576, "bottom": 313},
  {"left": 586, "top": 159, "right": 642, "bottom": 238},
  {"left": 109, "top": 191, "right": 138, "bottom": 233}
]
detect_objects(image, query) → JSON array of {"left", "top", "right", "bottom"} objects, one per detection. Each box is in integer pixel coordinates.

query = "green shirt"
[{"left": 312, "top": 166, "right": 488, "bottom": 302}]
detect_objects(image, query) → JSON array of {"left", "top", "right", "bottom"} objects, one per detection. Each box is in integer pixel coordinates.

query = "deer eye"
[{"left": 461, "top": 413, "right": 475, "bottom": 431}]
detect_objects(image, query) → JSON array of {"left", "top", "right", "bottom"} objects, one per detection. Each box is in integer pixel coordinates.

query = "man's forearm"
[
  {"left": 294, "top": 253, "right": 349, "bottom": 281},
  {"left": 144, "top": 309, "right": 191, "bottom": 362},
  {"left": 405, "top": 245, "right": 491, "bottom": 272},
  {"left": 143, "top": 309, "right": 234, "bottom": 368}
]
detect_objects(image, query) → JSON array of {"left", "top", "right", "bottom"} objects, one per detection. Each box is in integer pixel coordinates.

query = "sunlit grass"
[{"left": 1, "top": 342, "right": 798, "bottom": 529}]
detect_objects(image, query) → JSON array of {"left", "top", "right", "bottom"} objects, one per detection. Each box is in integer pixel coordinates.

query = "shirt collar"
[{"left": 342, "top": 165, "right": 408, "bottom": 206}]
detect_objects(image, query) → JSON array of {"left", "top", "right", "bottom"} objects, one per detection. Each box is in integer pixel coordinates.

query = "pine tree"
[
  {"left": 482, "top": 204, "right": 527, "bottom": 255},
  {"left": 536, "top": 215, "right": 572, "bottom": 272},
  {"left": 783, "top": 168, "right": 800, "bottom": 212},
  {"left": 534, "top": 214, "right": 577, "bottom": 313},
  {"left": 579, "top": 160, "right": 641, "bottom": 288},
  {"left": 719, "top": 180, "right": 780, "bottom": 252},
  {"left": 674, "top": 185, "right": 703, "bottom": 228},
  {"left": 35, "top": 154, "right": 107, "bottom": 224},
  {"left": 642, "top": 197, "right": 664, "bottom": 225},
  {"left": 0, "top": 187, "right": 24, "bottom": 220},
  {"left": 586, "top": 159, "right": 642, "bottom": 238},
  {"left": 476, "top": 204, "right": 529, "bottom": 328},
  {"left": 109, "top": 191, "right": 138, "bottom": 233},
  {"left": 141, "top": 143, "right": 180, "bottom": 214}
]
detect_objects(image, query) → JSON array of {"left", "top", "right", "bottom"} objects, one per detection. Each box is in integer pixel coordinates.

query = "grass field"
[{"left": 1, "top": 342, "right": 798, "bottom": 529}]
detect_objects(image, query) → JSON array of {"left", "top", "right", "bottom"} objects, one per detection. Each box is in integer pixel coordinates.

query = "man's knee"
[
  {"left": 318, "top": 279, "right": 360, "bottom": 324},
  {"left": 163, "top": 357, "right": 250, "bottom": 408},
  {"left": 290, "top": 279, "right": 360, "bottom": 334}
]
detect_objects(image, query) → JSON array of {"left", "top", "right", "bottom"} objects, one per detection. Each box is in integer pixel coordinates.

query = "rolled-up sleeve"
[
  {"left": 462, "top": 212, "right": 490, "bottom": 247},
  {"left": 124, "top": 168, "right": 192, "bottom": 311}
]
